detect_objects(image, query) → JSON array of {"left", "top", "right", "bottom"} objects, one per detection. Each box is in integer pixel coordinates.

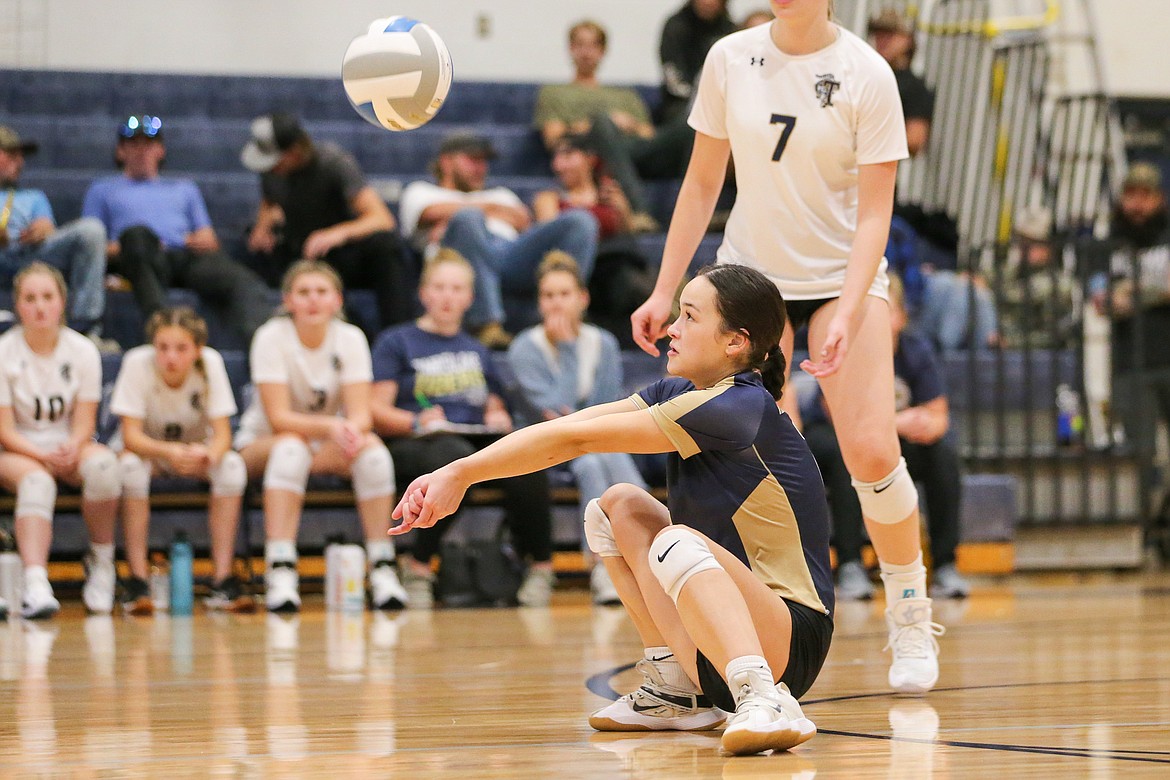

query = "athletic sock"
[
  {"left": 266, "top": 540, "right": 297, "bottom": 564},
  {"left": 724, "top": 655, "right": 774, "bottom": 706},
  {"left": 880, "top": 552, "right": 928, "bottom": 605},
  {"left": 644, "top": 646, "right": 700, "bottom": 693},
  {"left": 90, "top": 542, "right": 115, "bottom": 563},
  {"left": 365, "top": 539, "right": 394, "bottom": 565}
]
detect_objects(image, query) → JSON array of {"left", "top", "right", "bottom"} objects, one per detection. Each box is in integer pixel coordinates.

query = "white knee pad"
[
  {"left": 16, "top": 470, "right": 57, "bottom": 521},
  {"left": 263, "top": 437, "right": 312, "bottom": 495},
  {"left": 647, "top": 527, "right": 723, "bottom": 603},
  {"left": 851, "top": 457, "right": 919, "bottom": 524},
  {"left": 351, "top": 443, "right": 394, "bottom": 501},
  {"left": 80, "top": 449, "right": 121, "bottom": 502},
  {"left": 119, "top": 452, "right": 152, "bottom": 499},
  {"left": 583, "top": 499, "right": 621, "bottom": 558},
  {"left": 210, "top": 450, "right": 247, "bottom": 497}
]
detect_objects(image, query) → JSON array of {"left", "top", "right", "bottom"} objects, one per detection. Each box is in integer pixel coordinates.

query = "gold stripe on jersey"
[
  {"left": 733, "top": 449, "right": 828, "bottom": 614},
  {"left": 638, "top": 379, "right": 737, "bottom": 459}
]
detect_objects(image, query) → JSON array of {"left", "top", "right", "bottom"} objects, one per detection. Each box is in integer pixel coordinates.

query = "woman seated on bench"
[
  {"left": 0, "top": 262, "right": 121, "bottom": 619},
  {"left": 235, "top": 260, "right": 403, "bottom": 613},
  {"left": 370, "top": 249, "right": 554, "bottom": 609},
  {"left": 110, "top": 306, "right": 250, "bottom": 614}
]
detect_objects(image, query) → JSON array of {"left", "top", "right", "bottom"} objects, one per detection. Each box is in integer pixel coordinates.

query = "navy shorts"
[
  {"left": 695, "top": 599, "right": 833, "bottom": 712},
  {"left": 784, "top": 297, "right": 837, "bottom": 332}
]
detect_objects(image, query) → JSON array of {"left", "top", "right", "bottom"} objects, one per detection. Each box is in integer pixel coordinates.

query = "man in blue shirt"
[
  {"left": 82, "top": 116, "right": 269, "bottom": 345},
  {"left": 0, "top": 125, "right": 112, "bottom": 349}
]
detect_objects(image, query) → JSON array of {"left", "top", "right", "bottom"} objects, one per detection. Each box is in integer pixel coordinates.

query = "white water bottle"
[
  {"left": 325, "top": 543, "right": 366, "bottom": 611},
  {"left": 0, "top": 550, "right": 22, "bottom": 611}
]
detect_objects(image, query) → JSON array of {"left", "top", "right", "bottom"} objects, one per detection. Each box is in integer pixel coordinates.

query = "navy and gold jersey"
[{"left": 633, "top": 371, "right": 834, "bottom": 615}]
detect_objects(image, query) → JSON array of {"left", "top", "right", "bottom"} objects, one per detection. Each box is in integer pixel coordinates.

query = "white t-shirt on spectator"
[
  {"left": 235, "top": 317, "right": 372, "bottom": 447},
  {"left": 690, "top": 24, "right": 908, "bottom": 300},
  {"left": 0, "top": 327, "right": 102, "bottom": 450},
  {"left": 109, "top": 345, "right": 237, "bottom": 447},
  {"left": 398, "top": 180, "right": 524, "bottom": 253}
]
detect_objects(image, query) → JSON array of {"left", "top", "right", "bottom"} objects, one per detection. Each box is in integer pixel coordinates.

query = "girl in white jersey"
[
  {"left": 0, "top": 262, "right": 121, "bottom": 619},
  {"left": 631, "top": 0, "right": 943, "bottom": 694},
  {"left": 111, "top": 307, "right": 250, "bottom": 615},
  {"left": 236, "top": 260, "right": 404, "bottom": 613}
]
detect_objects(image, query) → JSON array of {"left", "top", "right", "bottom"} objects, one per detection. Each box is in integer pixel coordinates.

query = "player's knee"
[
  {"left": 852, "top": 457, "right": 919, "bottom": 524},
  {"left": 583, "top": 499, "right": 621, "bottom": 558},
  {"left": 598, "top": 482, "right": 651, "bottom": 519},
  {"left": 210, "top": 450, "right": 247, "bottom": 497},
  {"left": 16, "top": 470, "right": 57, "bottom": 521},
  {"left": 647, "top": 526, "right": 723, "bottom": 603},
  {"left": 263, "top": 436, "right": 312, "bottom": 495},
  {"left": 351, "top": 442, "right": 393, "bottom": 501},
  {"left": 81, "top": 449, "right": 121, "bottom": 502},
  {"left": 119, "top": 452, "right": 152, "bottom": 499}
]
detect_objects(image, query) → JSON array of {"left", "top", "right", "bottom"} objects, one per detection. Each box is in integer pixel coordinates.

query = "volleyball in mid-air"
[{"left": 342, "top": 16, "right": 452, "bottom": 132}]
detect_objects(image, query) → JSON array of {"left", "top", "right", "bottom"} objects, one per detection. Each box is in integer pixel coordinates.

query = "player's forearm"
[
  {"left": 123, "top": 427, "right": 175, "bottom": 461},
  {"left": 0, "top": 430, "right": 47, "bottom": 463},
  {"left": 839, "top": 213, "right": 891, "bottom": 320},
  {"left": 657, "top": 180, "right": 720, "bottom": 297},
  {"left": 447, "top": 420, "right": 581, "bottom": 487}
]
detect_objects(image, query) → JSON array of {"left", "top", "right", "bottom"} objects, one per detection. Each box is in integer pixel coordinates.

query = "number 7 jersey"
[
  {"left": 0, "top": 327, "right": 102, "bottom": 450},
  {"left": 689, "top": 24, "right": 908, "bottom": 300}
]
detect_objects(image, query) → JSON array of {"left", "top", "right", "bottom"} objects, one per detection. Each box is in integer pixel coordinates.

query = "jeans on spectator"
[
  {"left": 804, "top": 421, "right": 963, "bottom": 568},
  {"left": 588, "top": 113, "right": 694, "bottom": 215},
  {"left": 1113, "top": 369, "right": 1170, "bottom": 490},
  {"left": 917, "top": 270, "right": 999, "bottom": 352},
  {"left": 568, "top": 453, "right": 647, "bottom": 553},
  {"left": 118, "top": 226, "right": 271, "bottom": 344},
  {"left": 388, "top": 434, "right": 554, "bottom": 564},
  {"left": 0, "top": 217, "right": 107, "bottom": 331},
  {"left": 441, "top": 208, "right": 599, "bottom": 330}
]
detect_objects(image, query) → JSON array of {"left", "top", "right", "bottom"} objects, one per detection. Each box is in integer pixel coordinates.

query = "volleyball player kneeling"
[
  {"left": 110, "top": 307, "right": 251, "bottom": 614},
  {"left": 392, "top": 266, "right": 834, "bottom": 755}
]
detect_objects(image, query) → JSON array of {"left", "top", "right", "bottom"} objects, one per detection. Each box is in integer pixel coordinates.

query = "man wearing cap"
[
  {"left": 1098, "top": 162, "right": 1170, "bottom": 468},
  {"left": 82, "top": 115, "right": 269, "bottom": 345},
  {"left": 0, "top": 125, "right": 113, "bottom": 349},
  {"left": 242, "top": 113, "right": 410, "bottom": 333},
  {"left": 398, "top": 131, "right": 598, "bottom": 348},
  {"left": 868, "top": 9, "right": 933, "bottom": 156}
]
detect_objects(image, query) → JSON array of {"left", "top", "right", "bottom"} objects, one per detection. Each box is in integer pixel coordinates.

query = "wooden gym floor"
[{"left": 2, "top": 572, "right": 1169, "bottom": 778}]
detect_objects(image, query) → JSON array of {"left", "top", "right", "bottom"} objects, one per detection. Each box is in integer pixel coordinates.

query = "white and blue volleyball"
[{"left": 342, "top": 16, "right": 453, "bottom": 131}]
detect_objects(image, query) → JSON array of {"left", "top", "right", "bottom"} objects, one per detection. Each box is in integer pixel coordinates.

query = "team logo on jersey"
[
  {"left": 190, "top": 390, "right": 203, "bottom": 412},
  {"left": 60, "top": 363, "right": 71, "bottom": 381},
  {"left": 814, "top": 73, "right": 840, "bottom": 107},
  {"left": 331, "top": 354, "right": 342, "bottom": 372}
]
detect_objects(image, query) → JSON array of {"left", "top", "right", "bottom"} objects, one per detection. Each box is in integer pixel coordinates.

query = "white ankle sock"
[
  {"left": 725, "top": 655, "right": 774, "bottom": 706},
  {"left": 266, "top": 540, "right": 298, "bottom": 564},
  {"left": 644, "top": 647, "right": 699, "bottom": 692},
  {"left": 24, "top": 565, "right": 49, "bottom": 585},
  {"left": 365, "top": 539, "right": 394, "bottom": 565},
  {"left": 880, "top": 552, "right": 927, "bottom": 605},
  {"left": 90, "top": 542, "right": 115, "bottom": 563}
]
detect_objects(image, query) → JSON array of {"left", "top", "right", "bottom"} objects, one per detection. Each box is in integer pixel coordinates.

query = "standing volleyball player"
[
  {"left": 111, "top": 307, "right": 250, "bottom": 614},
  {"left": 394, "top": 266, "right": 833, "bottom": 755},
  {"left": 0, "top": 262, "right": 121, "bottom": 618},
  {"left": 631, "top": 0, "right": 942, "bottom": 693},
  {"left": 236, "top": 260, "right": 404, "bottom": 612}
]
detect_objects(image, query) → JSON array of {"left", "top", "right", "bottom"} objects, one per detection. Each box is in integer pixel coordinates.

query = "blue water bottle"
[{"left": 169, "top": 531, "right": 194, "bottom": 616}]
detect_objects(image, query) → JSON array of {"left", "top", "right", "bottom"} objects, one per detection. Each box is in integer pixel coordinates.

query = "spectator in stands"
[
  {"left": 740, "top": 9, "right": 773, "bottom": 30},
  {"left": 242, "top": 113, "right": 412, "bottom": 336},
  {"left": 532, "top": 133, "right": 654, "bottom": 343},
  {"left": 110, "top": 307, "right": 250, "bottom": 615},
  {"left": 0, "top": 263, "right": 121, "bottom": 619},
  {"left": 802, "top": 274, "right": 970, "bottom": 599},
  {"left": 658, "top": 1, "right": 738, "bottom": 125},
  {"left": 1095, "top": 162, "right": 1170, "bottom": 465},
  {"left": 998, "top": 206, "right": 1077, "bottom": 348},
  {"left": 398, "top": 132, "right": 599, "bottom": 348},
  {"left": 370, "top": 250, "right": 555, "bottom": 608},
  {"left": 235, "top": 260, "right": 404, "bottom": 613},
  {"left": 506, "top": 252, "right": 647, "bottom": 606},
  {"left": 868, "top": 9, "right": 933, "bottom": 157},
  {"left": 534, "top": 20, "right": 690, "bottom": 228},
  {"left": 83, "top": 115, "right": 270, "bottom": 347},
  {"left": 0, "top": 125, "right": 115, "bottom": 352}
]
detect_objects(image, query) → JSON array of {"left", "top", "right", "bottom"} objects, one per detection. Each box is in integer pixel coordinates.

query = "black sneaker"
[
  {"left": 206, "top": 575, "right": 256, "bottom": 613},
  {"left": 121, "top": 576, "right": 153, "bottom": 616}
]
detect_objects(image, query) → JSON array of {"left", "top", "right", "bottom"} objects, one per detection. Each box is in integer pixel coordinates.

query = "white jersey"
[
  {"left": 0, "top": 327, "right": 102, "bottom": 450},
  {"left": 398, "top": 180, "right": 524, "bottom": 252},
  {"left": 109, "top": 345, "right": 237, "bottom": 447},
  {"left": 690, "top": 24, "right": 908, "bottom": 300},
  {"left": 235, "top": 318, "right": 372, "bottom": 447}
]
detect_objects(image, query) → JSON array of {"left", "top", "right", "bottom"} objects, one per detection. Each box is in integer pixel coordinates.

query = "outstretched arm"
[{"left": 390, "top": 399, "right": 667, "bottom": 533}]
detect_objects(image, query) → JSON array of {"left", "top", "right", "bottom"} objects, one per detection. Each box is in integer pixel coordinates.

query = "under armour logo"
[{"left": 751, "top": 57, "right": 765, "bottom": 66}]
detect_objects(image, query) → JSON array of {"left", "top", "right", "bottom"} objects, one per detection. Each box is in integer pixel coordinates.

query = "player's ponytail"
[{"left": 696, "top": 264, "right": 788, "bottom": 402}]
